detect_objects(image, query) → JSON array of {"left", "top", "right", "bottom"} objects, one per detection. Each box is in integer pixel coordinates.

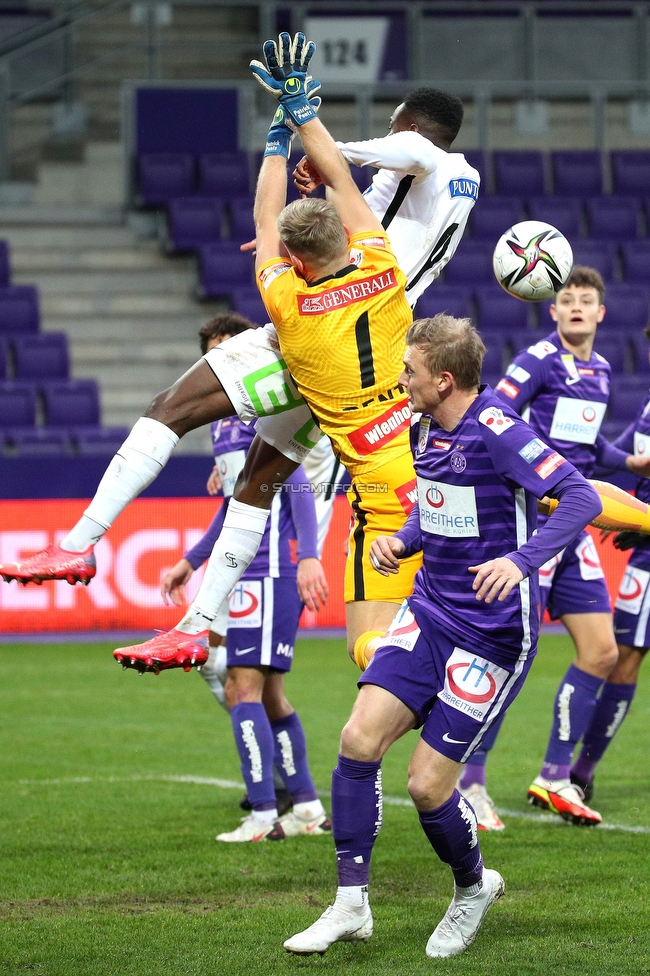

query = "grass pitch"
[{"left": 1, "top": 634, "right": 649, "bottom": 976}]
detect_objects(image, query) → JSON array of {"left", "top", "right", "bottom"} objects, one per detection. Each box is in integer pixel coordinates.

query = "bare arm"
[
  {"left": 253, "top": 154, "right": 289, "bottom": 271},
  {"left": 297, "top": 117, "right": 383, "bottom": 237}
]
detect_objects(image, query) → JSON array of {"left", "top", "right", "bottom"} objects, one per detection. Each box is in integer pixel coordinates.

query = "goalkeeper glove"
[
  {"left": 613, "top": 530, "right": 648, "bottom": 551},
  {"left": 251, "top": 31, "right": 320, "bottom": 128},
  {"left": 263, "top": 80, "right": 322, "bottom": 158}
]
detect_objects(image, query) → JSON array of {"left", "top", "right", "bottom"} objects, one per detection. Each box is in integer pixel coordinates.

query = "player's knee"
[
  {"left": 224, "top": 672, "right": 262, "bottom": 708},
  {"left": 339, "top": 717, "right": 383, "bottom": 762},
  {"left": 407, "top": 768, "right": 449, "bottom": 811},
  {"left": 146, "top": 386, "right": 191, "bottom": 434}
]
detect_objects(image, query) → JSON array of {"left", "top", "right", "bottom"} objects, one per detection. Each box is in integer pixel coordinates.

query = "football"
[{"left": 492, "top": 220, "right": 574, "bottom": 302}]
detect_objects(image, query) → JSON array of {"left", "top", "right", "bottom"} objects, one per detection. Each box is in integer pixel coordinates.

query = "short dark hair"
[
  {"left": 199, "top": 312, "right": 256, "bottom": 355},
  {"left": 406, "top": 314, "right": 485, "bottom": 390},
  {"left": 404, "top": 87, "right": 464, "bottom": 143},
  {"left": 557, "top": 266, "right": 605, "bottom": 305}
]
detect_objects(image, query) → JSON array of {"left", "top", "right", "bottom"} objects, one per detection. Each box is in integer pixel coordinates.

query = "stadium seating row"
[
  {"left": 1, "top": 426, "right": 130, "bottom": 457},
  {"left": 0, "top": 333, "right": 69, "bottom": 380},
  {"left": 471, "top": 196, "right": 650, "bottom": 241},
  {"left": 138, "top": 149, "right": 650, "bottom": 206},
  {"left": 0, "top": 379, "right": 101, "bottom": 428}
]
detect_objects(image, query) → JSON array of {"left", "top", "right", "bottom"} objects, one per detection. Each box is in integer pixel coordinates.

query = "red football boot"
[
  {"left": 113, "top": 628, "right": 209, "bottom": 675},
  {"left": 0, "top": 543, "right": 96, "bottom": 585}
]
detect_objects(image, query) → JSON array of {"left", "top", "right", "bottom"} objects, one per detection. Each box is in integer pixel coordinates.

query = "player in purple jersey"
[
  {"left": 459, "top": 267, "right": 650, "bottom": 830},
  {"left": 283, "top": 315, "right": 600, "bottom": 959},
  {"left": 158, "top": 316, "right": 329, "bottom": 842},
  {"left": 571, "top": 321, "right": 650, "bottom": 800}
]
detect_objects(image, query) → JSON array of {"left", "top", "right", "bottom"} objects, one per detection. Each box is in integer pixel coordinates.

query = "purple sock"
[
  {"left": 332, "top": 755, "right": 382, "bottom": 888},
  {"left": 541, "top": 664, "right": 604, "bottom": 776},
  {"left": 271, "top": 712, "right": 318, "bottom": 804},
  {"left": 230, "top": 702, "right": 276, "bottom": 809},
  {"left": 459, "top": 761, "right": 486, "bottom": 789},
  {"left": 418, "top": 789, "right": 483, "bottom": 889},
  {"left": 572, "top": 681, "right": 636, "bottom": 782}
]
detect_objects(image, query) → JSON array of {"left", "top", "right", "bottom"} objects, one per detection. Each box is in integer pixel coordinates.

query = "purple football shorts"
[
  {"left": 226, "top": 576, "right": 303, "bottom": 672},
  {"left": 613, "top": 544, "right": 650, "bottom": 650},
  {"left": 539, "top": 529, "right": 611, "bottom": 620}
]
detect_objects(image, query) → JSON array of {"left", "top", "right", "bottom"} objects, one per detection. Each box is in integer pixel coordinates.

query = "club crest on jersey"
[
  {"left": 416, "top": 417, "right": 431, "bottom": 457},
  {"left": 439, "top": 648, "right": 508, "bottom": 721},
  {"left": 450, "top": 451, "right": 466, "bottom": 473},
  {"left": 479, "top": 406, "right": 515, "bottom": 435},
  {"left": 448, "top": 178, "right": 479, "bottom": 200}
]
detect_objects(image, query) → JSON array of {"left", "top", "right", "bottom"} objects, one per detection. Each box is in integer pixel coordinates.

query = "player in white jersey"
[{"left": 0, "top": 85, "right": 479, "bottom": 672}]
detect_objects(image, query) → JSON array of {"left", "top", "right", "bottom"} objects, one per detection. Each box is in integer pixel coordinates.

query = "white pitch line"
[{"left": 14, "top": 774, "right": 650, "bottom": 834}]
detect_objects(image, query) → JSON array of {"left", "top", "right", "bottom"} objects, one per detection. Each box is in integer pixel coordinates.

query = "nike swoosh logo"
[
  {"left": 565, "top": 377, "right": 581, "bottom": 386},
  {"left": 235, "top": 646, "right": 256, "bottom": 656},
  {"left": 442, "top": 733, "right": 468, "bottom": 744}
]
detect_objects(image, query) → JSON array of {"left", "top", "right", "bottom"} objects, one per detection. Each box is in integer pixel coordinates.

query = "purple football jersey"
[
  {"left": 613, "top": 389, "right": 650, "bottom": 506},
  {"left": 494, "top": 331, "right": 611, "bottom": 478},
  {"left": 407, "top": 387, "right": 577, "bottom": 663},
  {"left": 211, "top": 418, "right": 255, "bottom": 498}
]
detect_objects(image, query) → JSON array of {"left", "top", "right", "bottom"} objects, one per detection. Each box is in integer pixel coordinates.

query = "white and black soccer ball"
[{"left": 492, "top": 220, "right": 573, "bottom": 302}]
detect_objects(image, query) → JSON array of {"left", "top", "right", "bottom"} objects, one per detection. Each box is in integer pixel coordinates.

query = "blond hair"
[
  {"left": 277, "top": 198, "right": 348, "bottom": 263},
  {"left": 406, "top": 314, "right": 485, "bottom": 390}
]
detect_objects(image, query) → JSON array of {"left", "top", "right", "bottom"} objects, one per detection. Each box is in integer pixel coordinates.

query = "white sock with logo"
[
  {"left": 60, "top": 418, "right": 179, "bottom": 552},
  {"left": 176, "top": 499, "right": 269, "bottom": 634}
]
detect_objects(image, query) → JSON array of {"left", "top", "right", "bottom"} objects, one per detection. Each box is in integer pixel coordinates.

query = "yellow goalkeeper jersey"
[{"left": 258, "top": 231, "right": 413, "bottom": 477}]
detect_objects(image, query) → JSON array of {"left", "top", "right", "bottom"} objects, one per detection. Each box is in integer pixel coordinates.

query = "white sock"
[
  {"left": 60, "top": 418, "right": 179, "bottom": 552},
  {"left": 293, "top": 800, "right": 325, "bottom": 821},
  {"left": 176, "top": 499, "right": 269, "bottom": 634},
  {"left": 335, "top": 885, "right": 368, "bottom": 909},
  {"left": 252, "top": 807, "right": 278, "bottom": 829}
]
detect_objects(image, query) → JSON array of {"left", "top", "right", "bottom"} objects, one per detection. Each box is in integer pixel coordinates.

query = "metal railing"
[{"left": 2, "top": 0, "right": 650, "bottom": 181}]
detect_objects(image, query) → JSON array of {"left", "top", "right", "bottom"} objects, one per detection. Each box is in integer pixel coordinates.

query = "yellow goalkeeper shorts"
[{"left": 344, "top": 450, "right": 422, "bottom": 604}]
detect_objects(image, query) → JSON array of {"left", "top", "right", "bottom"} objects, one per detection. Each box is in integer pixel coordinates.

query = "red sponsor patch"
[
  {"left": 297, "top": 269, "right": 398, "bottom": 314},
  {"left": 347, "top": 401, "right": 411, "bottom": 456},
  {"left": 496, "top": 378, "right": 520, "bottom": 400},
  {"left": 578, "top": 368, "right": 595, "bottom": 376},
  {"left": 535, "top": 452, "right": 567, "bottom": 480},
  {"left": 395, "top": 478, "right": 418, "bottom": 514},
  {"left": 433, "top": 439, "right": 452, "bottom": 450}
]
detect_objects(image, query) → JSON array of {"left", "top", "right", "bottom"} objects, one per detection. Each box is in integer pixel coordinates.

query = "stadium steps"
[{"left": 2, "top": 182, "right": 222, "bottom": 453}]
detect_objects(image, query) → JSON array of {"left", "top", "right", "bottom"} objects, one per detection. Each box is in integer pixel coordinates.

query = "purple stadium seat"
[
  {"left": 72, "top": 426, "right": 130, "bottom": 456},
  {"left": 462, "top": 150, "right": 487, "bottom": 182},
  {"left": 228, "top": 197, "right": 256, "bottom": 242},
  {"left": 0, "top": 380, "right": 36, "bottom": 427},
  {"left": 552, "top": 151, "right": 603, "bottom": 197},
  {"left": 138, "top": 153, "right": 195, "bottom": 205},
  {"left": 570, "top": 240, "right": 617, "bottom": 280},
  {"left": 621, "top": 240, "right": 650, "bottom": 283},
  {"left": 629, "top": 331, "right": 650, "bottom": 373},
  {"left": 0, "top": 241, "right": 10, "bottom": 286},
  {"left": 493, "top": 151, "right": 545, "bottom": 196},
  {"left": 470, "top": 197, "right": 525, "bottom": 242},
  {"left": 510, "top": 327, "right": 554, "bottom": 353},
  {"left": 475, "top": 285, "right": 531, "bottom": 334},
  {"left": 230, "top": 286, "right": 270, "bottom": 327},
  {"left": 13, "top": 333, "right": 69, "bottom": 380},
  {"left": 415, "top": 285, "right": 473, "bottom": 320},
  {"left": 586, "top": 197, "right": 641, "bottom": 240},
  {"left": 611, "top": 151, "right": 650, "bottom": 196},
  {"left": 198, "top": 152, "right": 250, "bottom": 198},
  {"left": 0, "top": 286, "right": 39, "bottom": 335},
  {"left": 197, "top": 242, "right": 255, "bottom": 298},
  {"left": 600, "top": 283, "right": 650, "bottom": 331},
  {"left": 481, "top": 333, "right": 509, "bottom": 376},
  {"left": 593, "top": 336, "right": 627, "bottom": 374},
  {"left": 41, "top": 380, "right": 100, "bottom": 428},
  {"left": 167, "top": 197, "right": 224, "bottom": 252},
  {"left": 6, "top": 427, "right": 69, "bottom": 456},
  {"left": 527, "top": 198, "right": 583, "bottom": 238},
  {"left": 443, "top": 242, "right": 494, "bottom": 284},
  {"left": 0, "top": 337, "right": 7, "bottom": 379}
]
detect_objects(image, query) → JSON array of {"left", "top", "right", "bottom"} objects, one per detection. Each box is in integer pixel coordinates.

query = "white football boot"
[
  {"left": 215, "top": 814, "right": 284, "bottom": 843},
  {"left": 459, "top": 783, "right": 505, "bottom": 831},
  {"left": 284, "top": 898, "right": 373, "bottom": 955},
  {"left": 426, "top": 869, "right": 505, "bottom": 958},
  {"left": 277, "top": 811, "right": 332, "bottom": 837}
]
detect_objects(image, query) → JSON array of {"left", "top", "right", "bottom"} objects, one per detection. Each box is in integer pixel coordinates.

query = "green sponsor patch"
[{"left": 242, "top": 360, "right": 305, "bottom": 417}]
